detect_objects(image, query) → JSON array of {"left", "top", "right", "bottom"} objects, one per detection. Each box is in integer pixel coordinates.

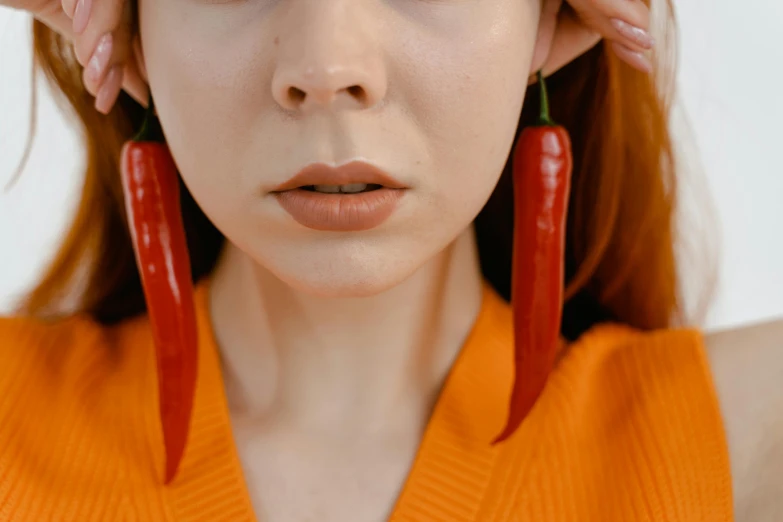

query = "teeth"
[
  {"left": 312, "top": 184, "right": 369, "bottom": 194},
  {"left": 313, "top": 185, "right": 342, "bottom": 193},
  {"left": 340, "top": 183, "right": 369, "bottom": 193}
]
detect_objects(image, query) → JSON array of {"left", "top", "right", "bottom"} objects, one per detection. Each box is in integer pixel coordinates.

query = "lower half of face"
[{"left": 139, "top": 0, "right": 538, "bottom": 297}]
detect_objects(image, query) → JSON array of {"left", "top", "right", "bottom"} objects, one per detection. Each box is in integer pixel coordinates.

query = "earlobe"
[
  {"left": 133, "top": 35, "right": 149, "bottom": 84},
  {"left": 529, "top": 0, "right": 564, "bottom": 76},
  {"left": 121, "top": 34, "right": 151, "bottom": 107},
  {"left": 529, "top": 2, "right": 602, "bottom": 81}
]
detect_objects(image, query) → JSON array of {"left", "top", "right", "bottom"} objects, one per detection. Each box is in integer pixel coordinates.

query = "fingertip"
[
  {"left": 609, "top": 17, "right": 655, "bottom": 50},
  {"left": 72, "top": 0, "right": 93, "bottom": 35},
  {"left": 95, "top": 66, "right": 125, "bottom": 115},
  {"left": 610, "top": 41, "right": 653, "bottom": 74}
]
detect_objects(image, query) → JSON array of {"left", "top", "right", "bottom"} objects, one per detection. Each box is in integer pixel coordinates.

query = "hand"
[
  {"left": 1, "top": 0, "right": 146, "bottom": 113},
  {"left": 533, "top": 0, "right": 655, "bottom": 82}
]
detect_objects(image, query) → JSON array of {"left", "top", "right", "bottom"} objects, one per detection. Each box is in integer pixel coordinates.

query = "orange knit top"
[{"left": 0, "top": 280, "right": 733, "bottom": 521}]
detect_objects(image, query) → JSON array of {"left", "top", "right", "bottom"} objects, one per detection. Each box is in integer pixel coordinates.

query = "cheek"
[
  {"left": 138, "top": 1, "right": 274, "bottom": 211},
  {"left": 398, "top": 2, "right": 536, "bottom": 221}
]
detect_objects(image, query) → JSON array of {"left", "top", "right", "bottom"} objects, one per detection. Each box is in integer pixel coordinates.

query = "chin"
[
  {"left": 267, "top": 252, "right": 421, "bottom": 299},
  {"left": 294, "top": 279, "right": 398, "bottom": 298}
]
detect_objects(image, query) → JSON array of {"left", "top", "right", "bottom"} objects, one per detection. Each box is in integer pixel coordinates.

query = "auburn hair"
[{"left": 18, "top": 1, "right": 707, "bottom": 340}]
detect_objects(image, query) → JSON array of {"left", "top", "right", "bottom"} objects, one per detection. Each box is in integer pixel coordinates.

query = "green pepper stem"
[
  {"left": 133, "top": 93, "right": 157, "bottom": 142},
  {"left": 537, "top": 70, "right": 554, "bottom": 126}
]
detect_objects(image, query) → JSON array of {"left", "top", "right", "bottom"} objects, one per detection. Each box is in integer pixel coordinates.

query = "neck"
[{"left": 209, "top": 227, "right": 484, "bottom": 437}]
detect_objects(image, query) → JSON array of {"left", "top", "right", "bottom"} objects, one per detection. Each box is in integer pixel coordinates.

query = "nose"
[
  {"left": 271, "top": 3, "right": 387, "bottom": 113},
  {"left": 273, "top": 66, "right": 385, "bottom": 113}
]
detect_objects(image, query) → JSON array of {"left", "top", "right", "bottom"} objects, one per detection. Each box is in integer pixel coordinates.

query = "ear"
[
  {"left": 122, "top": 33, "right": 150, "bottom": 107},
  {"left": 528, "top": 0, "right": 602, "bottom": 82}
]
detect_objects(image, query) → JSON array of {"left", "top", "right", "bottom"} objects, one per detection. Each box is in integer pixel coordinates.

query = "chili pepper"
[
  {"left": 493, "top": 71, "right": 573, "bottom": 444},
  {"left": 120, "top": 96, "right": 198, "bottom": 484}
]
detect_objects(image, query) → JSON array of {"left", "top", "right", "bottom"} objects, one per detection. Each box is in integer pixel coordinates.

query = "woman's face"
[{"left": 138, "top": 0, "right": 540, "bottom": 297}]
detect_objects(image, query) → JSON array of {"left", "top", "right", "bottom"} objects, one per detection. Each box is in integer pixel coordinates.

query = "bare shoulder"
[{"left": 704, "top": 318, "right": 783, "bottom": 522}]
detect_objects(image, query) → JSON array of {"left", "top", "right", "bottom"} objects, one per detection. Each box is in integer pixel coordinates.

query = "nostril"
[
  {"left": 278, "top": 83, "right": 373, "bottom": 111},
  {"left": 346, "top": 85, "right": 366, "bottom": 104},
  {"left": 288, "top": 86, "right": 306, "bottom": 106}
]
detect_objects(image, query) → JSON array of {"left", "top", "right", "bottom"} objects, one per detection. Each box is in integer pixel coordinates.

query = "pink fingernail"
[
  {"left": 72, "top": 0, "right": 93, "bottom": 35},
  {"left": 610, "top": 41, "right": 653, "bottom": 74},
  {"left": 85, "top": 33, "right": 113, "bottom": 85},
  {"left": 610, "top": 18, "right": 655, "bottom": 50},
  {"left": 95, "top": 66, "right": 124, "bottom": 114}
]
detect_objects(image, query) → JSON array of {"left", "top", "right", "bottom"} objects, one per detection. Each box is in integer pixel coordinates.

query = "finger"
[
  {"left": 570, "top": 0, "right": 653, "bottom": 53},
  {"left": 60, "top": 0, "right": 76, "bottom": 18},
  {"left": 71, "top": 0, "right": 93, "bottom": 35},
  {"left": 609, "top": 41, "right": 652, "bottom": 74},
  {"left": 61, "top": 0, "right": 95, "bottom": 38},
  {"left": 569, "top": 0, "right": 650, "bottom": 33},
  {"left": 72, "top": 0, "right": 128, "bottom": 71},
  {"left": 76, "top": 0, "right": 132, "bottom": 104},
  {"left": 529, "top": 1, "right": 655, "bottom": 83},
  {"left": 94, "top": 65, "right": 124, "bottom": 114},
  {"left": 609, "top": 18, "right": 654, "bottom": 52},
  {"left": 583, "top": 0, "right": 655, "bottom": 73}
]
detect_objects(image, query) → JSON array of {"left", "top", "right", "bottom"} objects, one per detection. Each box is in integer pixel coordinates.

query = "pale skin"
[{"left": 2, "top": 0, "right": 782, "bottom": 520}]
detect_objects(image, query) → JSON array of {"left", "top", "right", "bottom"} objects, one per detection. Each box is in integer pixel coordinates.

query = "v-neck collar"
[{"left": 168, "top": 278, "right": 515, "bottom": 522}]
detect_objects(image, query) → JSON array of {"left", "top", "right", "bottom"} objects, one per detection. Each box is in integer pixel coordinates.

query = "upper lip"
[{"left": 272, "top": 161, "right": 407, "bottom": 192}]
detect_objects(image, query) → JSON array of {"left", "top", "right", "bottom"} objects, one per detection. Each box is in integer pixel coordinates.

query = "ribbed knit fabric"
[{"left": 0, "top": 280, "right": 733, "bottom": 521}]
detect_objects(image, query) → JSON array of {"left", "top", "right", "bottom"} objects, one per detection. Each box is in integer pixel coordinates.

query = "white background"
[{"left": 1, "top": 2, "right": 781, "bottom": 331}]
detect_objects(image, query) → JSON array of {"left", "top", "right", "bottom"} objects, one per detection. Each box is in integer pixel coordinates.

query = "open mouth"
[
  {"left": 270, "top": 161, "right": 407, "bottom": 230},
  {"left": 298, "top": 183, "right": 384, "bottom": 194}
]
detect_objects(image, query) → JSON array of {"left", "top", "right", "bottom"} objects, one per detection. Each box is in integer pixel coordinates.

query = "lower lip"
[{"left": 274, "top": 188, "right": 405, "bottom": 232}]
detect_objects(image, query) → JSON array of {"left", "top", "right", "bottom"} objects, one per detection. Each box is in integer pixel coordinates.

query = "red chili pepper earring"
[
  {"left": 493, "top": 71, "right": 573, "bottom": 444},
  {"left": 120, "top": 94, "right": 199, "bottom": 484}
]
